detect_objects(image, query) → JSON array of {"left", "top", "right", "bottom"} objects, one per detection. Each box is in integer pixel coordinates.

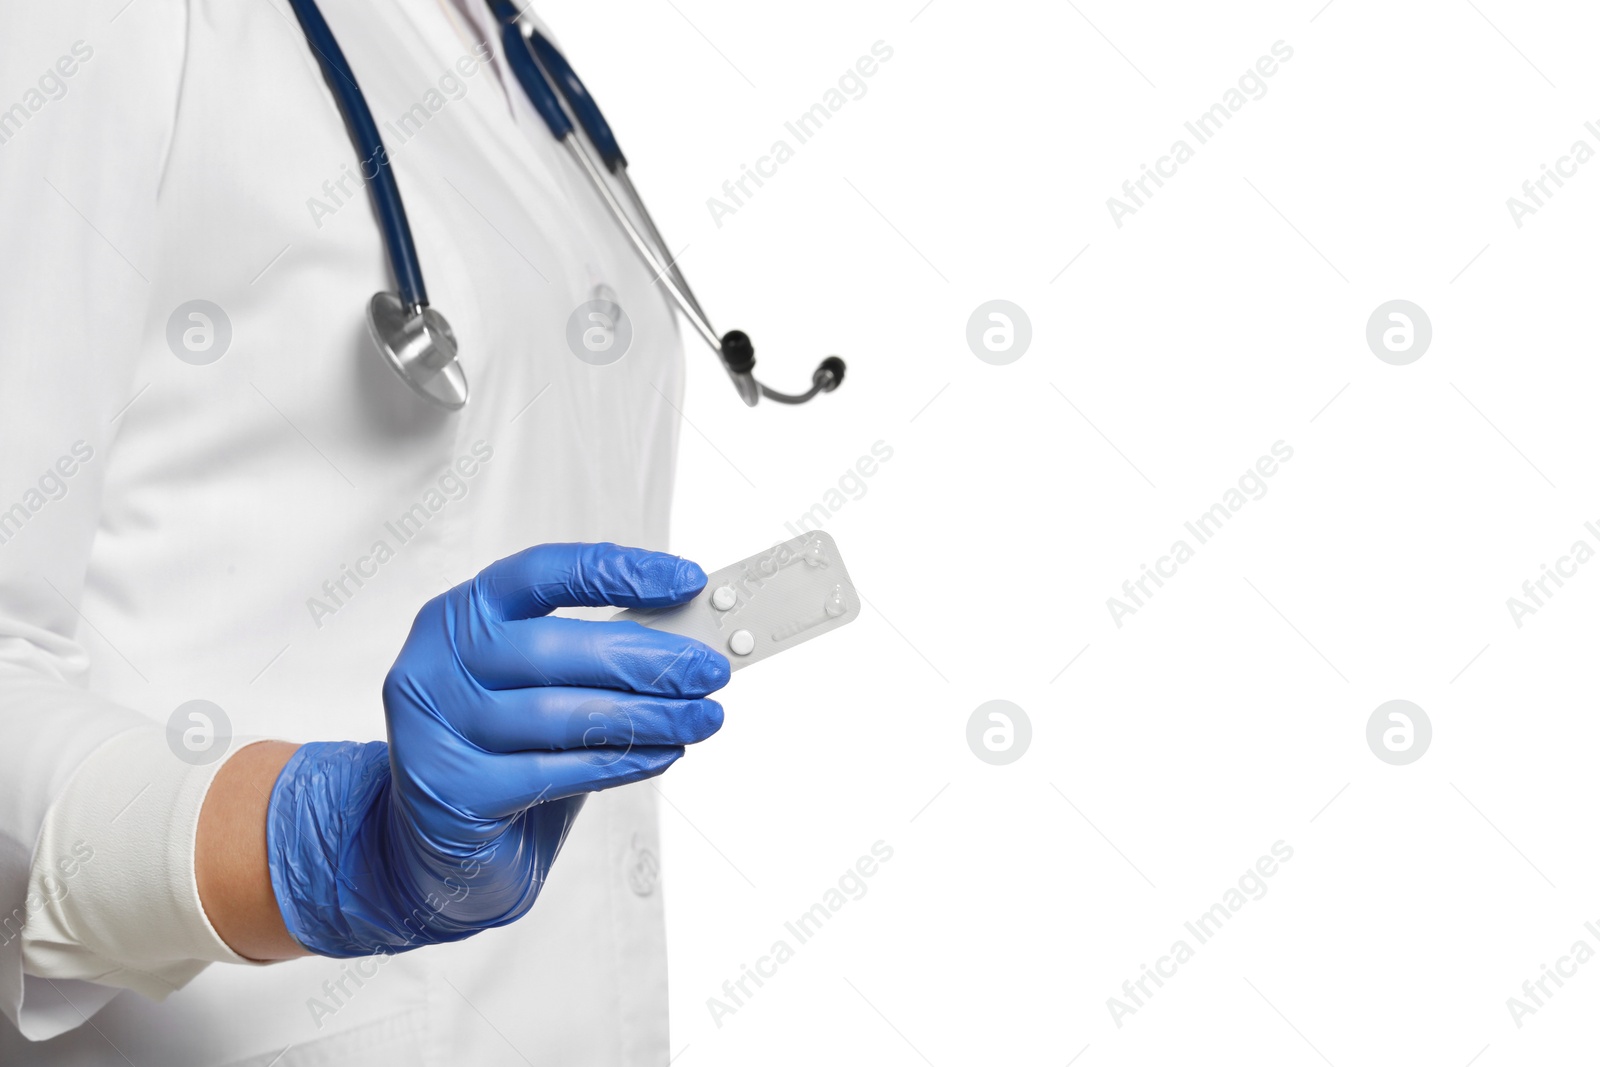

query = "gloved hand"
[{"left": 266, "top": 542, "right": 730, "bottom": 957}]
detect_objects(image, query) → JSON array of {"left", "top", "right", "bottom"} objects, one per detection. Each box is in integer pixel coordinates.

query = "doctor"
[{"left": 1, "top": 2, "right": 727, "bottom": 1063}]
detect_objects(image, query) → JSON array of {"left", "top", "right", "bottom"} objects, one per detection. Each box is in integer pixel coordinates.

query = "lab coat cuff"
[{"left": 18, "top": 726, "right": 269, "bottom": 1023}]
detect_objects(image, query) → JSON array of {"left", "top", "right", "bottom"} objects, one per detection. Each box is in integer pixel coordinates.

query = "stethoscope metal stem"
[
  {"left": 614, "top": 169, "right": 706, "bottom": 324},
  {"left": 611, "top": 168, "right": 760, "bottom": 405},
  {"left": 559, "top": 137, "right": 718, "bottom": 351},
  {"left": 560, "top": 136, "right": 763, "bottom": 406}
]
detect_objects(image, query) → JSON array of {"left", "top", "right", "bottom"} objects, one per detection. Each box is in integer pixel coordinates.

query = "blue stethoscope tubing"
[
  {"left": 285, "top": 0, "right": 845, "bottom": 410},
  {"left": 286, "top": 0, "right": 428, "bottom": 311}
]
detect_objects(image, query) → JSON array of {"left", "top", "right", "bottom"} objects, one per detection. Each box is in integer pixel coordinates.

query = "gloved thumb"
[{"left": 472, "top": 542, "right": 706, "bottom": 620}]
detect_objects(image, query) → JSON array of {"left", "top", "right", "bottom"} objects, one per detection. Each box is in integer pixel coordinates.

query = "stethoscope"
[{"left": 285, "top": 0, "right": 845, "bottom": 411}]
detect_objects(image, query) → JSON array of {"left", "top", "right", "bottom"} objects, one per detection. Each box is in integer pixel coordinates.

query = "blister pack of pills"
[{"left": 613, "top": 531, "right": 860, "bottom": 670}]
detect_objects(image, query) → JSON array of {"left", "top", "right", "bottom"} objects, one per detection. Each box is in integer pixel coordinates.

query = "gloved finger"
[
  {"left": 471, "top": 542, "right": 706, "bottom": 620},
  {"left": 456, "top": 689, "right": 725, "bottom": 752},
  {"left": 464, "top": 616, "right": 731, "bottom": 697},
  {"left": 476, "top": 745, "right": 686, "bottom": 817}
]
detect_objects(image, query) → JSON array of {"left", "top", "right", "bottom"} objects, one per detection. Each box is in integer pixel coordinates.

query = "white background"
[{"left": 548, "top": 1, "right": 1600, "bottom": 1064}]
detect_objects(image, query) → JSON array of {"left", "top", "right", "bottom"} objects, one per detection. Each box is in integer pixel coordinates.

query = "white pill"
[
  {"left": 728, "top": 629, "right": 755, "bottom": 656},
  {"left": 711, "top": 585, "right": 737, "bottom": 611}
]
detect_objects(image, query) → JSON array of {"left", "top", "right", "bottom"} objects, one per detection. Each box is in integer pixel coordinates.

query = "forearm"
[{"left": 196, "top": 741, "right": 308, "bottom": 961}]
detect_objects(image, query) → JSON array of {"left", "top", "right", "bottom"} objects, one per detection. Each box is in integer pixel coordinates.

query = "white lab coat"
[{"left": 0, "top": 1, "right": 683, "bottom": 1062}]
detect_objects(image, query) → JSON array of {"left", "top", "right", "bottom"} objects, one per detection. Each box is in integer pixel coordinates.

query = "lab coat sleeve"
[
  {"left": 20, "top": 729, "right": 256, "bottom": 1026},
  {"left": 0, "top": 2, "right": 220, "bottom": 1040}
]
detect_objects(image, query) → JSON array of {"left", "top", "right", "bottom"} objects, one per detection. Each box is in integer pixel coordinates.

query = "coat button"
[{"left": 626, "top": 833, "right": 659, "bottom": 897}]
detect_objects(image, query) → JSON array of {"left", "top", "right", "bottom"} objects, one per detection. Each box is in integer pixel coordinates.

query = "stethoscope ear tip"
[
  {"left": 815, "top": 356, "right": 846, "bottom": 392},
  {"left": 718, "top": 330, "right": 756, "bottom": 375},
  {"left": 367, "top": 292, "right": 469, "bottom": 410}
]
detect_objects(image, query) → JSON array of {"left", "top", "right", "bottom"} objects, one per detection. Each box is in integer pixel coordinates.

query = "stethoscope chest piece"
[{"left": 367, "top": 292, "right": 468, "bottom": 410}]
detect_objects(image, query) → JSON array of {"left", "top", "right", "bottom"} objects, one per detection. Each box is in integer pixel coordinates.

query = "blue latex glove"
[{"left": 266, "top": 543, "right": 730, "bottom": 957}]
